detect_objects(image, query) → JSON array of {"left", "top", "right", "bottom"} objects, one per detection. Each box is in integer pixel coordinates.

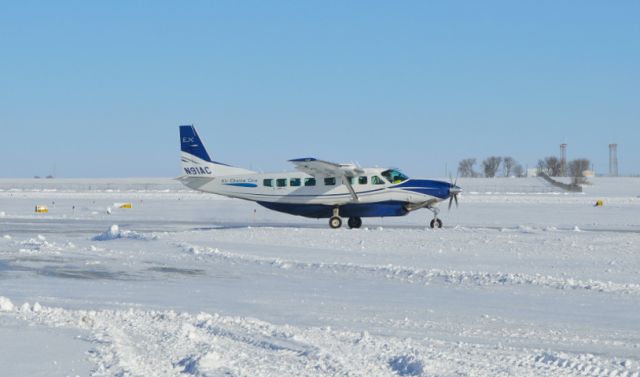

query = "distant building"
[{"left": 527, "top": 168, "right": 539, "bottom": 177}]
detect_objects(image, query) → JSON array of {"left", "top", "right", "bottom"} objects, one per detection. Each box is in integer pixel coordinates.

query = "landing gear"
[
  {"left": 427, "top": 206, "right": 443, "bottom": 229},
  {"left": 329, "top": 207, "right": 342, "bottom": 229},
  {"left": 347, "top": 217, "right": 362, "bottom": 229}
]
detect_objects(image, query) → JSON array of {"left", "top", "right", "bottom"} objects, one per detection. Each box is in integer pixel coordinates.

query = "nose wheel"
[
  {"left": 427, "top": 206, "right": 443, "bottom": 229},
  {"left": 430, "top": 218, "right": 443, "bottom": 229}
]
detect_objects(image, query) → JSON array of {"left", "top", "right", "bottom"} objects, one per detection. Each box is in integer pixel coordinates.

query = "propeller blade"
[
  {"left": 454, "top": 194, "right": 459, "bottom": 207},
  {"left": 448, "top": 196, "right": 453, "bottom": 210}
]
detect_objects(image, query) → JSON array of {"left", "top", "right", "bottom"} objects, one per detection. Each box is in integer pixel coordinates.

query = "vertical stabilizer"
[
  {"left": 180, "top": 125, "right": 212, "bottom": 162},
  {"left": 179, "top": 125, "right": 255, "bottom": 177}
]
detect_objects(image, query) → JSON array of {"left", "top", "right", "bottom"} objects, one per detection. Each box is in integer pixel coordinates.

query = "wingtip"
[{"left": 288, "top": 157, "right": 318, "bottom": 162}]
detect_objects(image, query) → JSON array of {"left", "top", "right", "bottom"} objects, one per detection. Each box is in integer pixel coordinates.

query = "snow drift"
[{"left": 92, "top": 224, "right": 157, "bottom": 241}]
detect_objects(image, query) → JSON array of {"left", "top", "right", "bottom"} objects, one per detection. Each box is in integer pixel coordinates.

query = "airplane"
[{"left": 178, "top": 125, "right": 461, "bottom": 229}]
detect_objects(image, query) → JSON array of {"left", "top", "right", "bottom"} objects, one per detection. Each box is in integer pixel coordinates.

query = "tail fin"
[
  {"left": 179, "top": 125, "right": 254, "bottom": 177},
  {"left": 180, "top": 125, "right": 212, "bottom": 162}
]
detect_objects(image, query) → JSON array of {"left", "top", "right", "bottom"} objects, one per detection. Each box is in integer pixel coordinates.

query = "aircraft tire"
[
  {"left": 329, "top": 216, "right": 342, "bottom": 229},
  {"left": 347, "top": 217, "right": 362, "bottom": 229},
  {"left": 430, "top": 218, "right": 443, "bottom": 229}
]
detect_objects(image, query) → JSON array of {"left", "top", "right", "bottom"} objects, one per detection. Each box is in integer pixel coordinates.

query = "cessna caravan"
[{"left": 178, "top": 125, "right": 461, "bottom": 229}]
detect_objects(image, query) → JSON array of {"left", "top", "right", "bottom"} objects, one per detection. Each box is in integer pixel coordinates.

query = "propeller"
[{"left": 448, "top": 174, "right": 461, "bottom": 210}]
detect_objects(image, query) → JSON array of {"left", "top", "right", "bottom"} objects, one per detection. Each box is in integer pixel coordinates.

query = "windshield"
[{"left": 381, "top": 169, "right": 409, "bottom": 184}]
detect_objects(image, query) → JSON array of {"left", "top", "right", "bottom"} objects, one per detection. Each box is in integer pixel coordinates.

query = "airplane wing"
[
  {"left": 289, "top": 158, "right": 365, "bottom": 177},
  {"left": 289, "top": 158, "right": 365, "bottom": 201}
]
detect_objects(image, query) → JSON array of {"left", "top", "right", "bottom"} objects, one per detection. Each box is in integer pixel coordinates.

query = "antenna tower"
[{"left": 609, "top": 144, "right": 618, "bottom": 176}]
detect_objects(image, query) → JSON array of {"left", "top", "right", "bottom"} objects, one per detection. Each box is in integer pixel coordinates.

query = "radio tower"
[
  {"left": 560, "top": 143, "right": 567, "bottom": 176},
  {"left": 609, "top": 144, "right": 618, "bottom": 176}
]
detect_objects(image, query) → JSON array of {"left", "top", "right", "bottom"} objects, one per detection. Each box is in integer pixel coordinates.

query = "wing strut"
[{"left": 343, "top": 176, "right": 359, "bottom": 202}]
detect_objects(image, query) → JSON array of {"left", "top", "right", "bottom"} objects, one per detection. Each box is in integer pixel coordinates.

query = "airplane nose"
[
  {"left": 447, "top": 184, "right": 462, "bottom": 210},
  {"left": 449, "top": 185, "right": 462, "bottom": 195}
]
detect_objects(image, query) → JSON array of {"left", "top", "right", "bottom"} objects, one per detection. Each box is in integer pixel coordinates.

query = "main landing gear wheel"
[
  {"left": 347, "top": 217, "right": 362, "bottom": 229},
  {"left": 329, "top": 216, "right": 342, "bottom": 229}
]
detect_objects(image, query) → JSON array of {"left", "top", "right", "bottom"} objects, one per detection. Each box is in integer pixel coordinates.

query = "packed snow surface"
[{"left": 1, "top": 177, "right": 639, "bottom": 376}]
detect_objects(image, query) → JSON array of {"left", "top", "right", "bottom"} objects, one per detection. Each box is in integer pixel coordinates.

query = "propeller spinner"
[{"left": 448, "top": 176, "right": 462, "bottom": 210}]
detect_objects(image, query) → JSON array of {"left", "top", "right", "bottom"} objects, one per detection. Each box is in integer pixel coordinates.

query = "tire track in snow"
[
  {"left": 6, "top": 298, "right": 637, "bottom": 377},
  {"left": 176, "top": 242, "right": 640, "bottom": 296}
]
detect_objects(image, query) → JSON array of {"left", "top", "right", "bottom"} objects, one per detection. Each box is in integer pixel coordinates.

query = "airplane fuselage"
[{"left": 180, "top": 164, "right": 452, "bottom": 219}]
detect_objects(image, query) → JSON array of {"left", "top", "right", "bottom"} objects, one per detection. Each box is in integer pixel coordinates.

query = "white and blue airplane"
[{"left": 178, "top": 125, "right": 461, "bottom": 229}]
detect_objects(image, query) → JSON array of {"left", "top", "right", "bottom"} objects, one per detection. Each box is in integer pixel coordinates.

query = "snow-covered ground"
[{"left": 0, "top": 177, "right": 639, "bottom": 376}]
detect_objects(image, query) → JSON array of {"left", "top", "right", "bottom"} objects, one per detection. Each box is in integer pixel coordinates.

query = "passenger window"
[
  {"left": 290, "top": 178, "right": 301, "bottom": 187},
  {"left": 276, "top": 178, "right": 287, "bottom": 187},
  {"left": 358, "top": 176, "right": 368, "bottom": 185},
  {"left": 345, "top": 177, "right": 355, "bottom": 185},
  {"left": 304, "top": 178, "right": 316, "bottom": 186},
  {"left": 324, "top": 177, "right": 336, "bottom": 186},
  {"left": 263, "top": 179, "right": 274, "bottom": 187},
  {"left": 371, "top": 176, "right": 385, "bottom": 185}
]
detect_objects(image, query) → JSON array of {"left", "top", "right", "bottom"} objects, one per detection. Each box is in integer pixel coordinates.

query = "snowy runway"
[{"left": 1, "top": 178, "right": 639, "bottom": 376}]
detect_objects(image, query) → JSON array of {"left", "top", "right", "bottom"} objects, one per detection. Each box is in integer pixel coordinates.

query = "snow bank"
[
  {"left": 18, "top": 304, "right": 639, "bottom": 377},
  {"left": 178, "top": 242, "right": 640, "bottom": 295},
  {"left": 18, "top": 236, "right": 63, "bottom": 253},
  {"left": 0, "top": 296, "right": 15, "bottom": 312},
  {"left": 92, "top": 224, "right": 157, "bottom": 241}
]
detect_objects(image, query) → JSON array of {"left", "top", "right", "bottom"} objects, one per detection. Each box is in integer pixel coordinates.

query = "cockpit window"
[{"left": 381, "top": 169, "right": 409, "bottom": 184}]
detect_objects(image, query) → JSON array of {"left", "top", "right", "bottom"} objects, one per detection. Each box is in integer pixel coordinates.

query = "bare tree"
[
  {"left": 543, "top": 156, "right": 562, "bottom": 176},
  {"left": 569, "top": 158, "right": 590, "bottom": 184},
  {"left": 458, "top": 158, "right": 477, "bottom": 178},
  {"left": 503, "top": 157, "right": 516, "bottom": 177},
  {"left": 513, "top": 164, "right": 524, "bottom": 177},
  {"left": 536, "top": 159, "right": 547, "bottom": 175},
  {"left": 482, "top": 156, "right": 502, "bottom": 178}
]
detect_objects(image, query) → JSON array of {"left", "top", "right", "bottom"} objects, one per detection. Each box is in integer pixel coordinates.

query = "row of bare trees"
[
  {"left": 537, "top": 156, "right": 591, "bottom": 184},
  {"left": 458, "top": 156, "right": 591, "bottom": 180},
  {"left": 458, "top": 156, "right": 524, "bottom": 178},
  {"left": 536, "top": 157, "right": 591, "bottom": 178}
]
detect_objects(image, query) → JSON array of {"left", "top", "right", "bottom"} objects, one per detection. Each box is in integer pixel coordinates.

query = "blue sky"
[{"left": 1, "top": 1, "right": 638, "bottom": 177}]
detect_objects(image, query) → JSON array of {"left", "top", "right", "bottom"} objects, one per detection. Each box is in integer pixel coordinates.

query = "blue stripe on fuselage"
[{"left": 224, "top": 182, "right": 258, "bottom": 188}]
